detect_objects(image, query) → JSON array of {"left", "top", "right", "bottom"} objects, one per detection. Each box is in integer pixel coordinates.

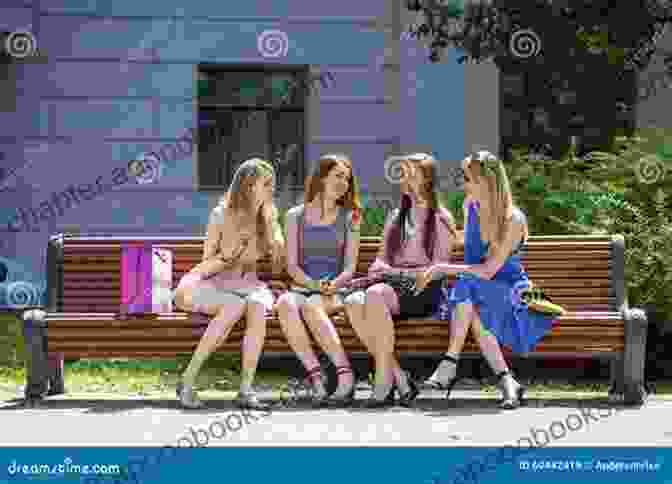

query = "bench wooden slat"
[
  {"left": 47, "top": 342, "right": 624, "bottom": 355},
  {"left": 45, "top": 235, "right": 629, "bottom": 362},
  {"left": 46, "top": 325, "right": 626, "bottom": 340}
]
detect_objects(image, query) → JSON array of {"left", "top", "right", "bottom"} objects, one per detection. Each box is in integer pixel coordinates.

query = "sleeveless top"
[
  {"left": 288, "top": 204, "right": 351, "bottom": 281},
  {"left": 465, "top": 201, "right": 527, "bottom": 264}
]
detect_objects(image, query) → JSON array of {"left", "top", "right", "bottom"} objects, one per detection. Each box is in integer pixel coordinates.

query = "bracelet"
[{"left": 457, "top": 271, "right": 480, "bottom": 280}]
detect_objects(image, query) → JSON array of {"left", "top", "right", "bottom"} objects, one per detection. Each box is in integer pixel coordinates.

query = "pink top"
[{"left": 369, "top": 206, "right": 455, "bottom": 273}]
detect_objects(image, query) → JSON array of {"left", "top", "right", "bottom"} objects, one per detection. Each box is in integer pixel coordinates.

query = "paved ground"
[{"left": 1, "top": 387, "right": 671, "bottom": 447}]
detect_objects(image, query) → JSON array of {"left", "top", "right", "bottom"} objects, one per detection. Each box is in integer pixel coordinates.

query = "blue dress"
[{"left": 436, "top": 200, "right": 558, "bottom": 353}]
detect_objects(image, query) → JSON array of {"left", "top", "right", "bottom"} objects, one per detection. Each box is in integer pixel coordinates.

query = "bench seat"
[{"left": 17, "top": 233, "right": 648, "bottom": 405}]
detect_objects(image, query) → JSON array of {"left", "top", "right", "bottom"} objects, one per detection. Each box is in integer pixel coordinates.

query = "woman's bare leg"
[
  {"left": 175, "top": 286, "right": 246, "bottom": 391},
  {"left": 345, "top": 288, "right": 409, "bottom": 395},
  {"left": 425, "top": 302, "right": 474, "bottom": 387},
  {"left": 363, "top": 285, "right": 400, "bottom": 400},
  {"left": 239, "top": 297, "right": 268, "bottom": 394},
  {"left": 301, "top": 294, "right": 353, "bottom": 397},
  {"left": 276, "top": 293, "right": 325, "bottom": 394},
  {"left": 470, "top": 311, "right": 523, "bottom": 408}
]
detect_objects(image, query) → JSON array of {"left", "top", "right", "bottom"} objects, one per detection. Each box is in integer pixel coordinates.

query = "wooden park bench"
[{"left": 19, "top": 233, "right": 649, "bottom": 405}]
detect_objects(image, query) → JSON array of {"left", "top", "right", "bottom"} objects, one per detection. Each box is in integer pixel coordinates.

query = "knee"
[
  {"left": 365, "top": 286, "right": 387, "bottom": 306},
  {"left": 455, "top": 302, "right": 475, "bottom": 319},
  {"left": 246, "top": 299, "right": 267, "bottom": 316},
  {"left": 276, "top": 294, "right": 298, "bottom": 315},
  {"left": 301, "top": 296, "right": 324, "bottom": 317}
]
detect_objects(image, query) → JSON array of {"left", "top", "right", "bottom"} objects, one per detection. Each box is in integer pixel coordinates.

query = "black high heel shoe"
[
  {"left": 398, "top": 371, "right": 419, "bottom": 407},
  {"left": 496, "top": 370, "right": 526, "bottom": 410},
  {"left": 326, "top": 366, "right": 356, "bottom": 407},
  {"left": 363, "top": 383, "right": 397, "bottom": 408},
  {"left": 422, "top": 355, "right": 460, "bottom": 398}
]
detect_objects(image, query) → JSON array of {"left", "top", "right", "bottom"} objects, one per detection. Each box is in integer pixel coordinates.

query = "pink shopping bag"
[{"left": 120, "top": 242, "right": 173, "bottom": 314}]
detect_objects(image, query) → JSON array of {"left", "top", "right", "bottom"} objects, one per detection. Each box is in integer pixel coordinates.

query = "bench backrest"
[{"left": 47, "top": 234, "right": 625, "bottom": 314}]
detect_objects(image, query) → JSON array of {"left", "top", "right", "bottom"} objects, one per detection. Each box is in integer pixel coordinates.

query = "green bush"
[{"left": 506, "top": 133, "right": 672, "bottom": 322}]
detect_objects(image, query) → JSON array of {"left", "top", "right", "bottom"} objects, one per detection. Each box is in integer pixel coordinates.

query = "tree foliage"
[{"left": 405, "top": 0, "right": 672, "bottom": 72}]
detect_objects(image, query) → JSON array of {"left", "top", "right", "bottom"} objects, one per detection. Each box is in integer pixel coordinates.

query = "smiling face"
[
  {"left": 399, "top": 155, "right": 435, "bottom": 204},
  {"left": 322, "top": 161, "right": 351, "bottom": 201}
]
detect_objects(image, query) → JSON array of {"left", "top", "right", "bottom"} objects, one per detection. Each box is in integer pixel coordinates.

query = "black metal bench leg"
[
  {"left": 608, "top": 356, "right": 625, "bottom": 403},
  {"left": 21, "top": 310, "right": 50, "bottom": 403},
  {"left": 621, "top": 307, "right": 649, "bottom": 406},
  {"left": 46, "top": 352, "right": 65, "bottom": 396}
]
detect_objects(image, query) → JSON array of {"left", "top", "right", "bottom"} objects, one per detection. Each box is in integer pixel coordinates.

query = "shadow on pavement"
[{"left": 0, "top": 395, "right": 627, "bottom": 416}]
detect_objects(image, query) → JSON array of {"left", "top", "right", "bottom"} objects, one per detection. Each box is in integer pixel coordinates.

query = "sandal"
[
  {"left": 398, "top": 371, "right": 419, "bottom": 407},
  {"left": 496, "top": 371, "right": 526, "bottom": 410},
  {"left": 304, "top": 366, "right": 330, "bottom": 408},
  {"left": 326, "top": 366, "right": 356, "bottom": 407},
  {"left": 363, "top": 383, "right": 396, "bottom": 408},
  {"left": 176, "top": 381, "right": 205, "bottom": 409},
  {"left": 234, "top": 391, "right": 271, "bottom": 411},
  {"left": 422, "top": 355, "right": 461, "bottom": 398}
]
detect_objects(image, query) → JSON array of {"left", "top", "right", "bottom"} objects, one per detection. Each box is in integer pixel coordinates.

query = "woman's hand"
[
  {"left": 319, "top": 280, "right": 338, "bottom": 296},
  {"left": 466, "top": 266, "right": 490, "bottom": 280},
  {"left": 269, "top": 239, "right": 285, "bottom": 271}
]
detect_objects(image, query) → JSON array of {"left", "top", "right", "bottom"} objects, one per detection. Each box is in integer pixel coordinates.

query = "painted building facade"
[{"left": 0, "top": 0, "right": 500, "bottom": 306}]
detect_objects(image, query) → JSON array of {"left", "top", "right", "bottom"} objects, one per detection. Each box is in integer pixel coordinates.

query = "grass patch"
[{"left": 0, "top": 357, "right": 292, "bottom": 396}]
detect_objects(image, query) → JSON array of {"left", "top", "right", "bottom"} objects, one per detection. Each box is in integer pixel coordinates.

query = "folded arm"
[
  {"left": 195, "top": 206, "right": 249, "bottom": 278},
  {"left": 431, "top": 200, "right": 525, "bottom": 280}
]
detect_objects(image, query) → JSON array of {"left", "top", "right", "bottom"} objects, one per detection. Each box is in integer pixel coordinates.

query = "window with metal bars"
[{"left": 196, "top": 65, "right": 308, "bottom": 192}]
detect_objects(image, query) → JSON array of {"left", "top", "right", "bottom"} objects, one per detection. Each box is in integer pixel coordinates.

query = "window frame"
[{"left": 195, "top": 63, "right": 309, "bottom": 192}]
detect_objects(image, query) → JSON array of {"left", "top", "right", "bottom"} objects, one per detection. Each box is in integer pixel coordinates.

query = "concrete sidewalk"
[{"left": 1, "top": 389, "right": 670, "bottom": 446}]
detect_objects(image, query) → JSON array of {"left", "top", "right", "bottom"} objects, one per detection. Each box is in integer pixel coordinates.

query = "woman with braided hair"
[
  {"left": 414, "top": 151, "right": 557, "bottom": 409},
  {"left": 344, "top": 153, "right": 458, "bottom": 408},
  {"left": 173, "top": 158, "right": 284, "bottom": 410}
]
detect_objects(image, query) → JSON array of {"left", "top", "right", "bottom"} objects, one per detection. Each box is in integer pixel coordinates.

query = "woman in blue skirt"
[{"left": 414, "top": 150, "right": 558, "bottom": 409}]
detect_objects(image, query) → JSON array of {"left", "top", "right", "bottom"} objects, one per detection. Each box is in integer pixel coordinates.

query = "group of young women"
[{"left": 172, "top": 151, "right": 558, "bottom": 411}]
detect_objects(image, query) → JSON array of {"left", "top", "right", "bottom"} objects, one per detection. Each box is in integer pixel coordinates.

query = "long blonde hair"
[
  {"left": 218, "top": 158, "right": 280, "bottom": 254},
  {"left": 464, "top": 151, "right": 514, "bottom": 252}
]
